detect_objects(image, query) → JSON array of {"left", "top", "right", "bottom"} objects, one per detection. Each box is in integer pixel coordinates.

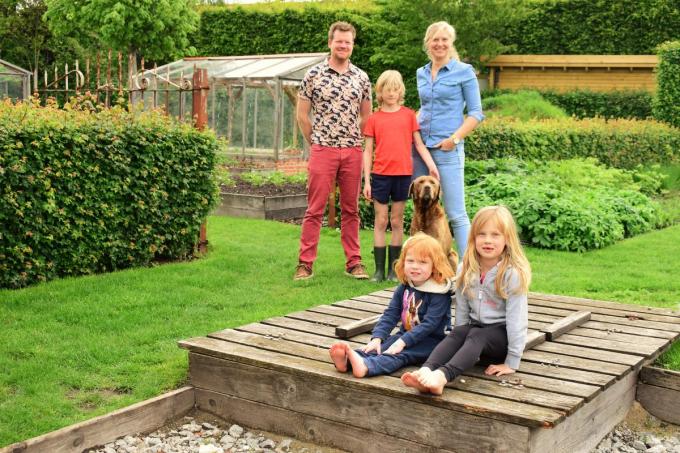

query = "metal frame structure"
[{"left": 0, "top": 58, "right": 31, "bottom": 100}]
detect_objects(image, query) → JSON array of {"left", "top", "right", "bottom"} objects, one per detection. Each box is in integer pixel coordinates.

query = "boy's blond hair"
[
  {"left": 375, "top": 70, "right": 405, "bottom": 106},
  {"left": 458, "top": 206, "right": 532, "bottom": 299}
]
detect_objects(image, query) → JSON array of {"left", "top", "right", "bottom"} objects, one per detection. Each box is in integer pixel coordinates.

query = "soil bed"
[{"left": 221, "top": 179, "right": 306, "bottom": 197}]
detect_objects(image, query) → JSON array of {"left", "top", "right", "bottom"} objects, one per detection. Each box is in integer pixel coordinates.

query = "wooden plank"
[
  {"left": 529, "top": 292, "right": 680, "bottom": 318},
  {"left": 463, "top": 366, "right": 601, "bottom": 402},
  {"left": 589, "top": 313, "right": 680, "bottom": 333},
  {"left": 215, "top": 329, "right": 581, "bottom": 415},
  {"left": 532, "top": 342, "right": 643, "bottom": 367},
  {"left": 639, "top": 366, "right": 680, "bottom": 391},
  {"left": 553, "top": 333, "right": 662, "bottom": 357},
  {"left": 353, "top": 294, "right": 391, "bottom": 305},
  {"left": 525, "top": 331, "right": 547, "bottom": 350},
  {"left": 521, "top": 350, "right": 630, "bottom": 376},
  {"left": 564, "top": 327, "right": 669, "bottom": 348},
  {"left": 285, "top": 310, "right": 348, "bottom": 326},
  {"left": 262, "top": 316, "right": 339, "bottom": 337},
  {"left": 542, "top": 311, "right": 591, "bottom": 340},
  {"left": 332, "top": 299, "right": 385, "bottom": 314},
  {"left": 529, "top": 371, "right": 637, "bottom": 453},
  {"left": 636, "top": 383, "right": 680, "bottom": 425},
  {"left": 581, "top": 320, "right": 677, "bottom": 340},
  {"left": 235, "top": 323, "right": 364, "bottom": 349},
  {"left": 1, "top": 387, "right": 194, "bottom": 453},
  {"left": 180, "top": 337, "right": 566, "bottom": 427},
  {"left": 518, "top": 361, "right": 614, "bottom": 388},
  {"left": 335, "top": 314, "right": 381, "bottom": 339},
  {"left": 528, "top": 298, "right": 680, "bottom": 325},
  {"left": 194, "top": 388, "right": 461, "bottom": 453},
  {"left": 307, "top": 304, "right": 372, "bottom": 319}
]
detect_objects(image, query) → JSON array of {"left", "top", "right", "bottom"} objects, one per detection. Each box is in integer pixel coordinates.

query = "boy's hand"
[
  {"left": 362, "top": 338, "right": 382, "bottom": 354},
  {"left": 484, "top": 363, "right": 515, "bottom": 376},
  {"left": 428, "top": 166, "right": 440, "bottom": 180},
  {"left": 362, "top": 182, "right": 372, "bottom": 200},
  {"left": 384, "top": 339, "right": 406, "bottom": 355}
]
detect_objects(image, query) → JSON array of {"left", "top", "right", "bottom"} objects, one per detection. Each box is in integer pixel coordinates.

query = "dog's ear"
[
  {"left": 408, "top": 180, "right": 415, "bottom": 199},
  {"left": 433, "top": 180, "right": 441, "bottom": 200}
]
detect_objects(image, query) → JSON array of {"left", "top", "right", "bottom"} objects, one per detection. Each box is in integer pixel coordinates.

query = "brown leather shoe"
[
  {"left": 293, "top": 263, "right": 313, "bottom": 281},
  {"left": 345, "top": 263, "right": 369, "bottom": 279}
]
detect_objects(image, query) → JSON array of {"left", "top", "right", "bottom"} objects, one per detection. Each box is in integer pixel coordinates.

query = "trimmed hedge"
[
  {"left": 464, "top": 117, "right": 680, "bottom": 169},
  {"left": 0, "top": 101, "right": 219, "bottom": 289},
  {"left": 654, "top": 40, "right": 680, "bottom": 127},
  {"left": 507, "top": 0, "right": 680, "bottom": 55}
]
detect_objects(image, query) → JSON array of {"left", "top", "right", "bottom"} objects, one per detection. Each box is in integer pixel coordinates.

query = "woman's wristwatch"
[{"left": 450, "top": 134, "right": 461, "bottom": 145}]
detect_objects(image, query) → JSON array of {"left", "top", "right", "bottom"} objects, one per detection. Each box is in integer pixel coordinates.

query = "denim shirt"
[{"left": 417, "top": 59, "right": 485, "bottom": 148}]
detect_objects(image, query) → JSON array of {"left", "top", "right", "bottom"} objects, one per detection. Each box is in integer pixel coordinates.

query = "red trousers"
[{"left": 298, "top": 145, "right": 363, "bottom": 270}]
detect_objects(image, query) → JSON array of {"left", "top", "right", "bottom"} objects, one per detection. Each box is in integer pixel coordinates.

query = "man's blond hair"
[{"left": 328, "top": 21, "right": 356, "bottom": 41}]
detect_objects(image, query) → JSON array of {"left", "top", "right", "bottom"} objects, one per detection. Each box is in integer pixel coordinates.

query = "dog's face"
[{"left": 409, "top": 175, "right": 441, "bottom": 206}]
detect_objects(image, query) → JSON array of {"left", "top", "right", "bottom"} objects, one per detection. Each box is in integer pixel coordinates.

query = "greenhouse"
[
  {"left": 0, "top": 59, "right": 31, "bottom": 101},
  {"left": 136, "top": 52, "right": 328, "bottom": 160}
]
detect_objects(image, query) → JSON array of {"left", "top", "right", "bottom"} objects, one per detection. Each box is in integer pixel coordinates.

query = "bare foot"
[
  {"left": 401, "top": 371, "right": 430, "bottom": 393},
  {"left": 419, "top": 369, "right": 448, "bottom": 395},
  {"left": 329, "top": 342, "right": 349, "bottom": 372},
  {"left": 346, "top": 347, "right": 369, "bottom": 378}
]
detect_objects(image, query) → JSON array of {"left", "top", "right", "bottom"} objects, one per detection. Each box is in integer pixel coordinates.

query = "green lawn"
[{"left": 1, "top": 216, "right": 679, "bottom": 446}]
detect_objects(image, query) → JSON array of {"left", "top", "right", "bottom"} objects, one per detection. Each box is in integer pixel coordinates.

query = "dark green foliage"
[
  {"left": 0, "top": 101, "right": 218, "bottom": 288},
  {"left": 654, "top": 41, "right": 680, "bottom": 127},
  {"left": 539, "top": 90, "right": 653, "bottom": 120},
  {"left": 464, "top": 117, "right": 680, "bottom": 169},
  {"left": 508, "top": 0, "right": 680, "bottom": 55},
  {"left": 358, "top": 158, "right": 668, "bottom": 251}
]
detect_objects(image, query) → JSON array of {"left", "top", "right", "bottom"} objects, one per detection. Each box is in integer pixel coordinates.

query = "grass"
[
  {"left": 1, "top": 216, "right": 680, "bottom": 446},
  {"left": 482, "top": 90, "right": 569, "bottom": 121}
]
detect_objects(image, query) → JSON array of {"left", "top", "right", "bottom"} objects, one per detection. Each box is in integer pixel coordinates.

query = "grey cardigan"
[{"left": 455, "top": 264, "right": 528, "bottom": 369}]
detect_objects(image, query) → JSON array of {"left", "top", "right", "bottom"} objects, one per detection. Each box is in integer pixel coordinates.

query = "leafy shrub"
[
  {"left": 358, "top": 158, "right": 668, "bottom": 251},
  {"left": 465, "top": 117, "right": 680, "bottom": 169},
  {"left": 0, "top": 101, "right": 218, "bottom": 289},
  {"left": 540, "top": 89, "right": 653, "bottom": 120},
  {"left": 482, "top": 90, "right": 568, "bottom": 121},
  {"left": 654, "top": 41, "right": 680, "bottom": 128}
]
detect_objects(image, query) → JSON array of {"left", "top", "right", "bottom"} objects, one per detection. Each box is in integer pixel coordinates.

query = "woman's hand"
[
  {"left": 362, "top": 338, "right": 382, "bottom": 354},
  {"left": 433, "top": 137, "right": 455, "bottom": 151},
  {"left": 427, "top": 165, "right": 440, "bottom": 180},
  {"left": 384, "top": 339, "right": 406, "bottom": 355},
  {"left": 484, "top": 363, "right": 515, "bottom": 376}
]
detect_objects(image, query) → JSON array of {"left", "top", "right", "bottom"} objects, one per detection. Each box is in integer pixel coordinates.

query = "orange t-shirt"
[{"left": 363, "top": 106, "right": 419, "bottom": 175}]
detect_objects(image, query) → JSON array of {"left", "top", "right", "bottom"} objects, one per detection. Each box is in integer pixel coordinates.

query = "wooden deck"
[{"left": 179, "top": 291, "right": 680, "bottom": 453}]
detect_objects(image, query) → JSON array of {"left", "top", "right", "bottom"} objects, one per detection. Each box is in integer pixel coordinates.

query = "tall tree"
[{"left": 44, "top": 0, "right": 199, "bottom": 81}]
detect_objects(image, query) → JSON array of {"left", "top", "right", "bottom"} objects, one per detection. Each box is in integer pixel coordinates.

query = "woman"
[{"left": 412, "top": 21, "right": 484, "bottom": 257}]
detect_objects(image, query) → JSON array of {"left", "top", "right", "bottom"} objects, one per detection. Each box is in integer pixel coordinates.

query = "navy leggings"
[{"left": 422, "top": 323, "right": 508, "bottom": 382}]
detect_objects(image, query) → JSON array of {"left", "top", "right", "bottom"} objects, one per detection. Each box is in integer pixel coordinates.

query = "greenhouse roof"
[
  {"left": 0, "top": 58, "right": 31, "bottom": 76},
  {"left": 148, "top": 53, "right": 328, "bottom": 82}
]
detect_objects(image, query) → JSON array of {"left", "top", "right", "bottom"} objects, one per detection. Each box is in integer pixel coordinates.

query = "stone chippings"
[
  {"left": 86, "top": 416, "right": 340, "bottom": 453},
  {"left": 593, "top": 423, "right": 680, "bottom": 453}
]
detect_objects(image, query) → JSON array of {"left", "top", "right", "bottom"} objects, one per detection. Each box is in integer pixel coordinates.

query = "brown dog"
[{"left": 408, "top": 175, "right": 458, "bottom": 271}]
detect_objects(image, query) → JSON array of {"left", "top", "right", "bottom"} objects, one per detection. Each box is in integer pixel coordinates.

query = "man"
[{"left": 294, "top": 21, "right": 372, "bottom": 281}]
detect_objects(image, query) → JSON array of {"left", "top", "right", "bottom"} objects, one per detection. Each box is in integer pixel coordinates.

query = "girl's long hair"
[
  {"left": 423, "top": 21, "right": 460, "bottom": 62},
  {"left": 458, "top": 206, "right": 531, "bottom": 299},
  {"left": 395, "top": 232, "right": 455, "bottom": 285}
]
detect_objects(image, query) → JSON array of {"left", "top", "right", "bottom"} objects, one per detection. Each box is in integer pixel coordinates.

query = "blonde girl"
[
  {"left": 329, "top": 233, "right": 454, "bottom": 378},
  {"left": 402, "top": 206, "right": 531, "bottom": 395}
]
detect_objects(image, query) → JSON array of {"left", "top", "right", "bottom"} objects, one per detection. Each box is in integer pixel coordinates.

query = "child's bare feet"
[
  {"left": 329, "top": 342, "right": 349, "bottom": 372},
  {"left": 346, "top": 347, "right": 369, "bottom": 378},
  {"left": 419, "top": 369, "right": 448, "bottom": 395},
  {"left": 401, "top": 371, "right": 430, "bottom": 393}
]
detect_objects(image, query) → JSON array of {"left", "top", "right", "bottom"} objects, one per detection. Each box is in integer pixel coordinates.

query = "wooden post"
[{"left": 193, "top": 68, "right": 210, "bottom": 254}]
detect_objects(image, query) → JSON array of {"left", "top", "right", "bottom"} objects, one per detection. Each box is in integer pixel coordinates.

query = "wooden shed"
[{"left": 486, "top": 55, "right": 658, "bottom": 92}]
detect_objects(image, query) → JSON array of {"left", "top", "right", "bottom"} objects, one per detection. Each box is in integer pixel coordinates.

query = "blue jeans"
[
  {"left": 412, "top": 145, "right": 470, "bottom": 256},
  {"left": 355, "top": 334, "right": 441, "bottom": 377}
]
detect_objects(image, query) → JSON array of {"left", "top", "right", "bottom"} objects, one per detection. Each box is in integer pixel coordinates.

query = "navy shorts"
[{"left": 371, "top": 174, "right": 411, "bottom": 204}]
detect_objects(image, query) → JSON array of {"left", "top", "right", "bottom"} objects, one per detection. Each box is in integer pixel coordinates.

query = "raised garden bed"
[{"left": 214, "top": 175, "right": 307, "bottom": 220}]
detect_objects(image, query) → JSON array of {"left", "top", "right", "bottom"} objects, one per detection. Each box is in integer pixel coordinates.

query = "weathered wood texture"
[
  {"left": 180, "top": 290, "right": 679, "bottom": 453},
  {"left": 334, "top": 314, "right": 381, "bottom": 339},
  {"left": 1, "top": 387, "right": 194, "bottom": 453},
  {"left": 636, "top": 366, "right": 680, "bottom": 425}
]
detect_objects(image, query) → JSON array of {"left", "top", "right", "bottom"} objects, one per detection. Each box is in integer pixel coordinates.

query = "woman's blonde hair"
[
  {"left": 375, "top": 70, "right": 405, "bottom": 106},
  {"left": 395, "top": 232, "right": 455, "bottom": 285},
  {"left": 458, "top": 206, "right": 531, "bottom": 299},
  {"left": 423, "top": 21, "right": 460, "bottom": 62}
]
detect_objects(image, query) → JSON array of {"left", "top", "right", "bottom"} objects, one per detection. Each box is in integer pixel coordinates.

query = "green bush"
[
  {"left": 483, "top": 90, "right": 568, "bottom": 121},
  {"left": 358, "top": 158, "right": 668, "bottom": 252},
  {"left": 654, "top": 41, "right": 680, "bottom": 128},
  {"left": 465, "top": 117, "right": 680, "bottom": 169},
  {"left": 0, "top": 101, "right": 218, "bottom": 289},
  {"left": 540, "top": 90, "right": 653, "bottom": 120}
]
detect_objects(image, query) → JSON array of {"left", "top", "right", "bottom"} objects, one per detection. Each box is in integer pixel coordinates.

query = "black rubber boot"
[
  {"left": 387, "top": 245, "right": 402, "bottom": 282},
  {"left": 371, "top": 247, "right": 386, "bottom": 282}
]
